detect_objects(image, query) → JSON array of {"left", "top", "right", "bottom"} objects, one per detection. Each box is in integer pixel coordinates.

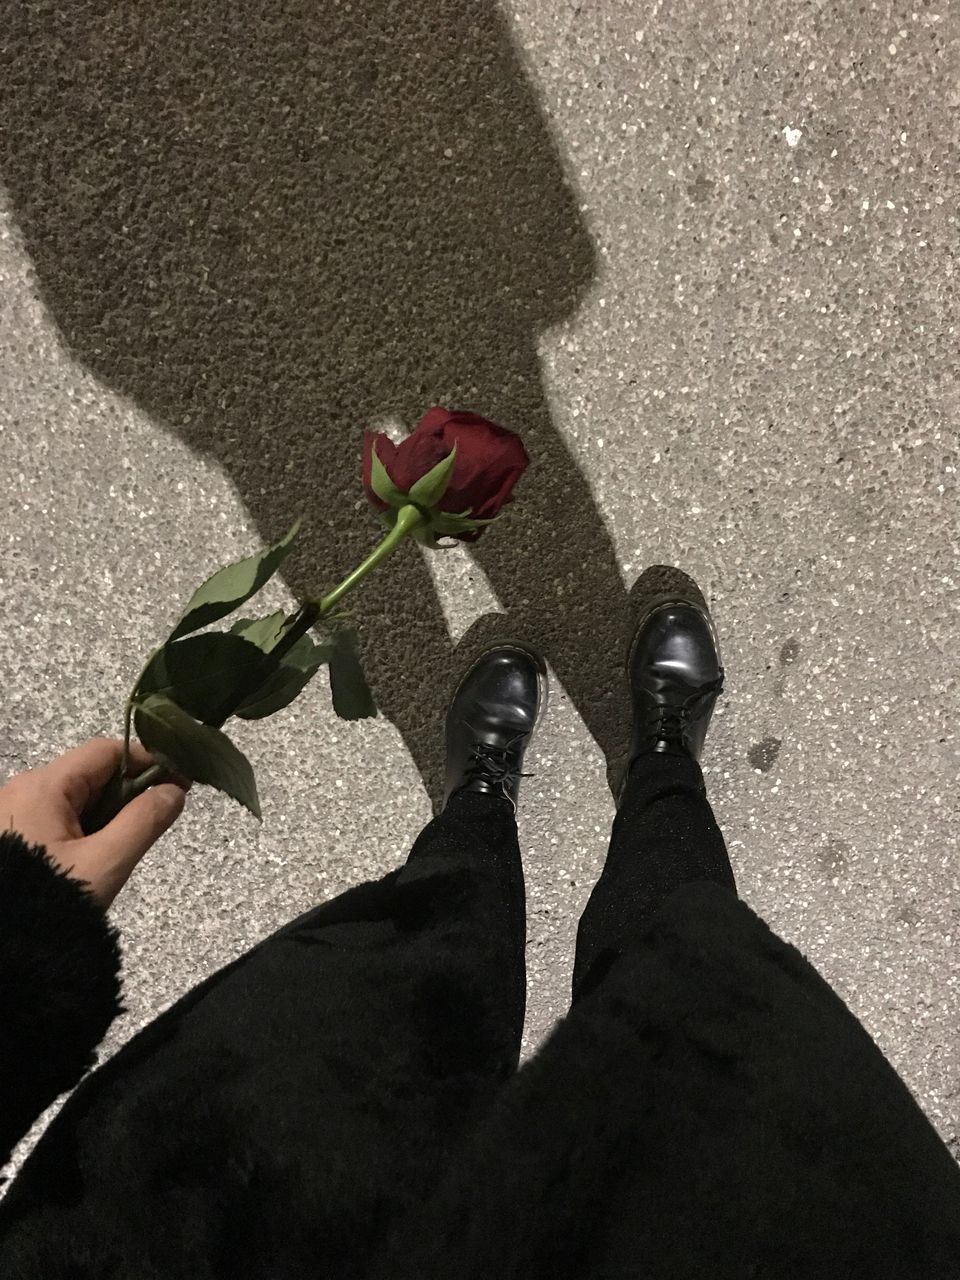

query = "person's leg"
[
  {"left": 573, "top": 753, "right": 735, "bottom": 997},
  {"left": 0, "top": 647, "right": 544, "bottom": 1280},
  {"left": 401, "top": 788, "right": 527, "bottom": 1038},
  {"left": 572, "top": 593, "right": 735, "bottom": 999}
]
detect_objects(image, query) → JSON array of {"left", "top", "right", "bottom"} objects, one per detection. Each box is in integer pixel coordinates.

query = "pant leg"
[
  {"left": 404, "top": 789, "right": 527, "bottom": 1040},
  {"left": 0, "top": 791, "right": 526, "bottom": 1280},
  {"left": 572, "top": 753, "right": 736, "bottom": 999},
  {"left": 375, "top": 875, "right": 960, "bottom": 1280}
]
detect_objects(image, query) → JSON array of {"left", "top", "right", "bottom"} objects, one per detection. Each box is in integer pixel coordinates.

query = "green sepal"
[
  {"left": 370, "top": 448, "right": 408, "bottom": 510},
  {"left": 408, "top": 445, "right": 458, "bottom": 509}
]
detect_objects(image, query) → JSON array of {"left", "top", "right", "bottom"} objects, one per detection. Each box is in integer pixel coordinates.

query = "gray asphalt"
[{"left": 1, "top": 0, "right": 957, "bottom": 1159}]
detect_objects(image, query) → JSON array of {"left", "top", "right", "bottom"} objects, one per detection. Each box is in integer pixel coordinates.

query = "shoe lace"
[
  {"left": 646, "top": 677, "right": 723, "bottom": 743},
  {"left": 465, "top": 733, "right": 533, "bottom": 789}
]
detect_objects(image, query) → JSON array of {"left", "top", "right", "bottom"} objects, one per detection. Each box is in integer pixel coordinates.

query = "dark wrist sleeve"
[{"left": 0, "top": 830, "right": 122, "bottom": 1168}]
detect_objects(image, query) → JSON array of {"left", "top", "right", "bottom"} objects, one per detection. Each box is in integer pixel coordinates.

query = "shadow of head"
[
  {"left": 0, "top": 0, "right": 594, "bottom": 458},
  {"left": 0, "top": 1, "right": 633, "bottom": 808}
]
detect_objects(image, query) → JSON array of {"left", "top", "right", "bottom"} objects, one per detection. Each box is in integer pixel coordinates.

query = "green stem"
[
  {"left": 81, "top": 763, "right": 169, "bottom": 836},
  {"left": 121, "top": 643, "right": 163, "bottom": 774},
  {"left": 317, "top": 504, "right": 424, "bottom": 615},
  {"left": 200, "top": 602, "right": 325, "bottom": 730},
  {"left": 123, "top": 763, "right": 167, "bottom": 799},
  {"left": 85, "top": 505, "right": 426, "bottom": 834},
  {"left": 121, "top": 700, "right": 134, "bottom": 775},
  {"left": 203, "top": 504, "right": 424, "bottom": 726},
  {"left": 264, "top": 601, "right": 322, "bottom": 670}
]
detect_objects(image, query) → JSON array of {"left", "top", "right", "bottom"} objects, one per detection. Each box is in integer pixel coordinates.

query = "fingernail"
[{"left": 157, "top": 784, "right": 187, "bottom": 814}]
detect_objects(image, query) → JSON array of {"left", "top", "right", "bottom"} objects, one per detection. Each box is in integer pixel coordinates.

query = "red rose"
[{"left": 363, "top": 407, "right": 529, "bottom": 542}]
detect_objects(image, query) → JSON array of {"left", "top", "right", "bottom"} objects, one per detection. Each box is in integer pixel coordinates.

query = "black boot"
[
  {"left": 621, "top": 594, "right": 724, "bottom": 800},
  {"left": 443, "top": 645, "right": 547, "bottom": 812}
]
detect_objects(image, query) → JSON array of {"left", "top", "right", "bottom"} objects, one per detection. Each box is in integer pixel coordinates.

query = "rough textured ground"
[{"left": 0, "top": 0, "right": 957, "bottom": 1159}]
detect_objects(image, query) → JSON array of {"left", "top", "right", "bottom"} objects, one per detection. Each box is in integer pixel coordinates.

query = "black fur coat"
[{"left": 1, "top": 829, "right": 958, "bottom": 1278}]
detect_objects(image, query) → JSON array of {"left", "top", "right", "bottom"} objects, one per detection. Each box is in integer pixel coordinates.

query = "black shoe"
[
  {"left": 443, "top": 644, "right": 547, "bottom": 811},
  {"left": 622, "top": 594, "right": 724, "bottom": 794}
]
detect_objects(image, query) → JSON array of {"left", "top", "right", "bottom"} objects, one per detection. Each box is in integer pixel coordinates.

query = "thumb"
[{"left": 71, "top": 783, "right": 187, "bottom": 906}]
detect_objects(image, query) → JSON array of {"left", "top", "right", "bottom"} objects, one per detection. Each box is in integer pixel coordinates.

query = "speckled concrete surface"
[{"left": 1, "top": 0, "right": 958, "bottom": 1161}]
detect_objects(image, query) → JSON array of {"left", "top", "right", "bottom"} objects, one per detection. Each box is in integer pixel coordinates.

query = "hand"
[{"left": 0, "top": 739, "right": 188, "bottom": 907}]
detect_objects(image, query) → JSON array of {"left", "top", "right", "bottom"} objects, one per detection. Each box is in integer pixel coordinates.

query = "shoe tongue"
[
  {"left": 473, "top": 701, "right": 508, "bottom": 738},
  {"left": 647, "top": 670, "right": 690, "bottom": 702}
]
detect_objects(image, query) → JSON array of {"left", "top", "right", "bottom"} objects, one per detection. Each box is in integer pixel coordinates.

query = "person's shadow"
[{"left": 0, "top": 0, "right": 633, "bottom": 808}]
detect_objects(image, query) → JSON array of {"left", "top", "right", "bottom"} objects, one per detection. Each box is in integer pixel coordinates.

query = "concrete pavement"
[{"left": 1, "top": 0, "right": 957, "bottom": 1158}]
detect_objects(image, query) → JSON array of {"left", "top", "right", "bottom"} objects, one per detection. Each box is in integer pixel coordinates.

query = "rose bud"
[{"left": 362, "top": 407, "right": 529, "bottom": 545}]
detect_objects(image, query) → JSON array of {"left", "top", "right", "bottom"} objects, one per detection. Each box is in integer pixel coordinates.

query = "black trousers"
[
  {"left": 411, "top": 749, "right": 737, "bottom": 1038},
  {"left": 0, "top": 753, "right": 737, "bottom": 1279}
]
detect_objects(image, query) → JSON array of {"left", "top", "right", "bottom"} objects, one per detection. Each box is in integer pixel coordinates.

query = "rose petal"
[
  {"left": 390, "top": 408, "right": 529, "bottom": 530},
  {"left": 392, "top": 422, "right": 454, "bottom": 492},
  {"left": 437, "top": 421, "right": 529, "bottom": 518},
  {"left": 416, "top": 406, "right": 454, "bottom": 432}
]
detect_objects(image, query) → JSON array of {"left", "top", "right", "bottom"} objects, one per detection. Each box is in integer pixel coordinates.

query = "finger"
[
  {"left": 122, "top": 743, "right": 192, "bottom": 790},
  {"left": 68, "top": 783, "right": 187, "bottom": 906},
  {"left": 43, "top": 739, "right": 169, "bottom": 814},
  {"left": 118, "top": 742, "right": 189, "bottom": 788},
  {"left": 43, "top": 739, "right": 128, "bottom": 812},
  {"left": 0, "top": 770, "right": 72, "bottom": 846},
  {"left": 124, "top": 742, "right": 158, "bottom": 774}
]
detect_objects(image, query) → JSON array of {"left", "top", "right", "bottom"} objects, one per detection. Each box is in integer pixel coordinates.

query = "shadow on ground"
[{"left": 0, "top": 0, "right": 635, "bottom": 807}]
